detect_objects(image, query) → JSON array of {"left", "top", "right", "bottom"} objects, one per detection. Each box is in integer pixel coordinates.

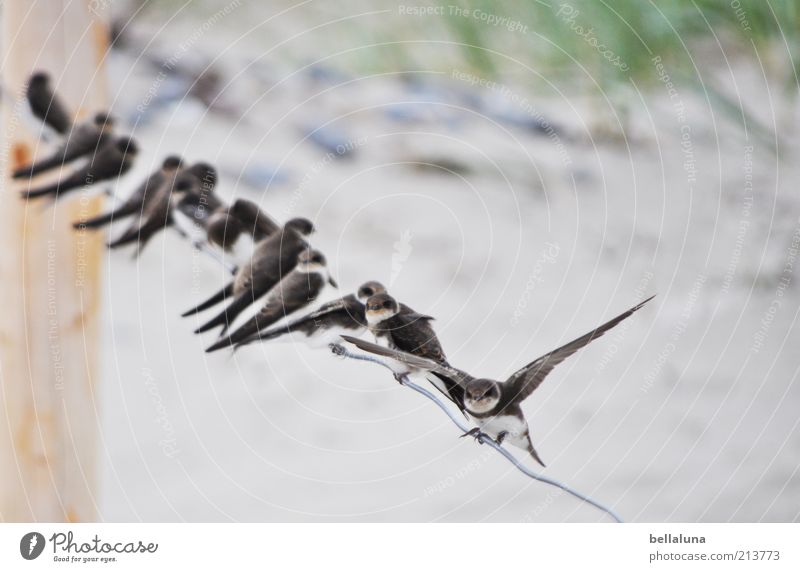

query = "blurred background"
[{"left": 47, "top": 0, "right": 800, "bottom": 521}]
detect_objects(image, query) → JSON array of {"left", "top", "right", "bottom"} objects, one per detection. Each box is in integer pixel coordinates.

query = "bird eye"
[{"left": 383, "top": 300, "right": 392, "bottom": 309}]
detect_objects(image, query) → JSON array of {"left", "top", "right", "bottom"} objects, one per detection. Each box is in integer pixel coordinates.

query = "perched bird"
[
  {"left": 106, "top": 161, "right": 220, "bottom": 252},
  {"left": 170, "top": 162, "right": 224, "bottom": 233},
  {"left": 106, "top": 161, "right": 189, "bottom": 253},
  {"left": 171, "top": 162, "right": 223, "bottom": 221},
  {"left": 342, "top": 295, "right": 655, "bottom": 466},
  {"left": 73, "top": 155, "right": 184, "bottom": 230},
  {"left": 206, "top": 249, "right": 335, "bottom": 352},
  {"left": 20, "top": 135, "right": 137, "bottom": 200},
  {"left": 184, "top": 217, "right": 316, "bottom": 334},
  {"left": 233, "top": 280, "right": 386, "bottom": 351},
  {"left": 364, "top": 293, "right": 443, "bottom": 361},
  {"left": 198, "top": 198, "right": 280, "bottom": 251},
  {"left": 361, "top": 292, "right": 460, "bottom": 408},
  {"left": 13, "top": 112, "right": 115, "bottom": 179},
  {"left": 26, "top": 71, "right": 72, "bottom": 135},
  {"left": 186, "top": 196, "right": 281, "bottom": 250}
]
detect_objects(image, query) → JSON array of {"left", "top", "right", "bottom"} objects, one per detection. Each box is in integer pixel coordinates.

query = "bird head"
[
  {"left": 115, "top": 137, "right": 138, "bottom": 156},
  {"left": 365, "top": 293, "right": 399, "bottom": 324},
  {"left": 356, "top": 280, "right": 386, "bottom": 302},
  {"left": 29, "top": 71, "right": 51, "bottom": 86},
  {"left": 297, "top": 249, "right": 327, "bottom": 271},
  {"left": 187, "top": 162, "right": 217, "bottom": 192},
  {"left": 93, "top": 112, "right": 115, "bottom": 131},
  {"left": 464, "top": 379, "right": 501, "bottom": 413},
  {"left": 285, "top": 217, "right": 315, "bottom": 236},
  {"left": 162, "top": 155, "right": 184, "bottom": 171}
]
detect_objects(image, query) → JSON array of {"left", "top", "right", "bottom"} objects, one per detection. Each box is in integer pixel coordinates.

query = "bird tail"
[
  {"left": 427, "top": 371, "right": 466, "bottom": 414},
  {"left": 181, "top": 283, "right": 234, "bottom": 317},
  {"left": 193, "top": 291, "right": 254, "bottom": 335},
  {"left": 106, "top": 227, "right": 142, "bottom": 249},
  {"left": 13, "top": 154, "right": 68, "bottom": 179},
  {"left": 235, "top": 324, "right": 290, "bottom": 350},
  {"left": 206, "top": 314, "right": 262, "bottom": 352},
  {"left": 20, "top": 182, "right": 61, "bottom": 199},
  {"left": 73, "top": 210, "right": 116, "bottom": 230},
  {"left": 525, "top": 437, "right": 546, "bottom": 468}
]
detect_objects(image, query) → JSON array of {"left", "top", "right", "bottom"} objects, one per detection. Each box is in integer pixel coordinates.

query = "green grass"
[{"left": 140, "top": 0, "right": 796, "bottom": 147}]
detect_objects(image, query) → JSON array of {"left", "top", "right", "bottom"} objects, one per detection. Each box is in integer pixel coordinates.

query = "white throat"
[
  {"left": 465, "top": 395, "right": 500, "bottom": 414},
  {"left": 366, "top": 308, "right": 397, "bottom": 326}
]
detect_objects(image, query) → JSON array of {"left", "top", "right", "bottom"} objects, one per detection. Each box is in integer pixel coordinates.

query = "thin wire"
[
  {"left": 173, "top": 228, "right": 622, "bottom": 522},
  {"left": 333, "top": 345, "right": 624, "bottom": 523}
]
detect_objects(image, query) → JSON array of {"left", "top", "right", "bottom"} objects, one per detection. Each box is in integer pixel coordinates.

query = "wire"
[{"left": 332, "top": 344, "right": 624, "bottom": 523}]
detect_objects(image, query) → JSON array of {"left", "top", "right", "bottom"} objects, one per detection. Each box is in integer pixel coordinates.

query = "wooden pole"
[{"left": 0, "top": 0, "right": 110, "bottom": 522}]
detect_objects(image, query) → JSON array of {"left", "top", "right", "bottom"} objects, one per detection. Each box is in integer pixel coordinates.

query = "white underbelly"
[{"left": 468, "top": 413, "right": 528, "bottom": 440}]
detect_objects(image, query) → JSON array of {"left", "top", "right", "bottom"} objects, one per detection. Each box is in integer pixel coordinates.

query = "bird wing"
[
  {"left": 340, "top": 335, "right": 468, "bottom": 381},
  {"left": 228, "top": 199, "right": 281, "bottom": 240},
  {"left": 503, "top": 295, "right": 656, "bottom": 404},
  {"left": 303, "top": 295, "right": 360, "bottom": 322},
  {"left": 389, "top": 312, "right": 447, "bottom": 363},
  {"left": 235, "top": 295, "right": 361, "bottom": 348},
  {"left": 207, "top": 270, "right": 325, "bottom": 351},
  {"left": 205, "top": 211, "right": 243, "bottom": 250}
]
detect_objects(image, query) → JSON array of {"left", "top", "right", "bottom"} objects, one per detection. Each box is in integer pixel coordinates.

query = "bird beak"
[{"left": 328, "top": 276, "right": 339, "bottom": 288}]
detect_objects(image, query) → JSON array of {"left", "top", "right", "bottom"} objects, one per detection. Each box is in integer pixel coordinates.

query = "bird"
[
  {"left": 198, "top": 198, "right": 281, "bottom": 251},
  {"left": 105, "top": 161, "right": 192, "bottom": 254},
  {"left": 360, "top": 292, "right": 463, "bottom": 409},
  {"left": 169, "top": 162, "right": 225, "bottom": 235},
  {"left": 184, "top": 217, "right": 316, "bottom": 335},
  {"left": 13, "top": 112, "right": 115, "bottom": 179},
  {"left": 105, "top": 161, "right": 219, "bottom": 252},
  {"left": 25, "top": 71, "right": 72, "bottom": 135},
  {"left": 73, "top": 155, "right": 184, "bottom": 230},
  {"left": 342, "top": 295, "right": 655, "bottom": 466},
  {"left": 232, "top": 280, "right": 388, "bottom": 351},
  {"left": 365, "top": 292, "right": 446, "bottom": 364},
  {"left": 206, "top": 249, "right": 335, "bottom": 352},
  {"left": 20, "top": 135, "right": 137, "bottom": 200},
  {"left": 170, "top": 162, "right": 224, "bottom": 223}
]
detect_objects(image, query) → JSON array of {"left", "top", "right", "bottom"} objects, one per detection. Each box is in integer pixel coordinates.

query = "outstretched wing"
[{"left": 503, "top": 295, "right": 655, "bottom": 404}]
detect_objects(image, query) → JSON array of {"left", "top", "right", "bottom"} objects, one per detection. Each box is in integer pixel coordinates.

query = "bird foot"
[
  {"left": 329, "top": 343, "right": 347, "bottom": 356},
  {"left": 460, "top": 427, "right": 491, "bottom": 444}
]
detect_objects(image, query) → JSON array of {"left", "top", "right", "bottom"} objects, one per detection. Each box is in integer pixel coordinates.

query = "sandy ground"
[{"left": 87, "top": 10, "right": 800, "bottom": 522}]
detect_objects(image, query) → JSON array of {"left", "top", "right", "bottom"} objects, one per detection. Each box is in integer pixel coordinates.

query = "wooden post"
[{"left": 0, "top": 0, "right": 110, "bottom": 522}]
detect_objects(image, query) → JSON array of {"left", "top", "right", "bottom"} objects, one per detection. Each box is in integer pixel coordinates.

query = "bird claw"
[
  {"left": 460, "top": 427, "right": 491, "bottom": 444},
  {"left": 329, "top": 343, "right": 347, "bottom": 356}
]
